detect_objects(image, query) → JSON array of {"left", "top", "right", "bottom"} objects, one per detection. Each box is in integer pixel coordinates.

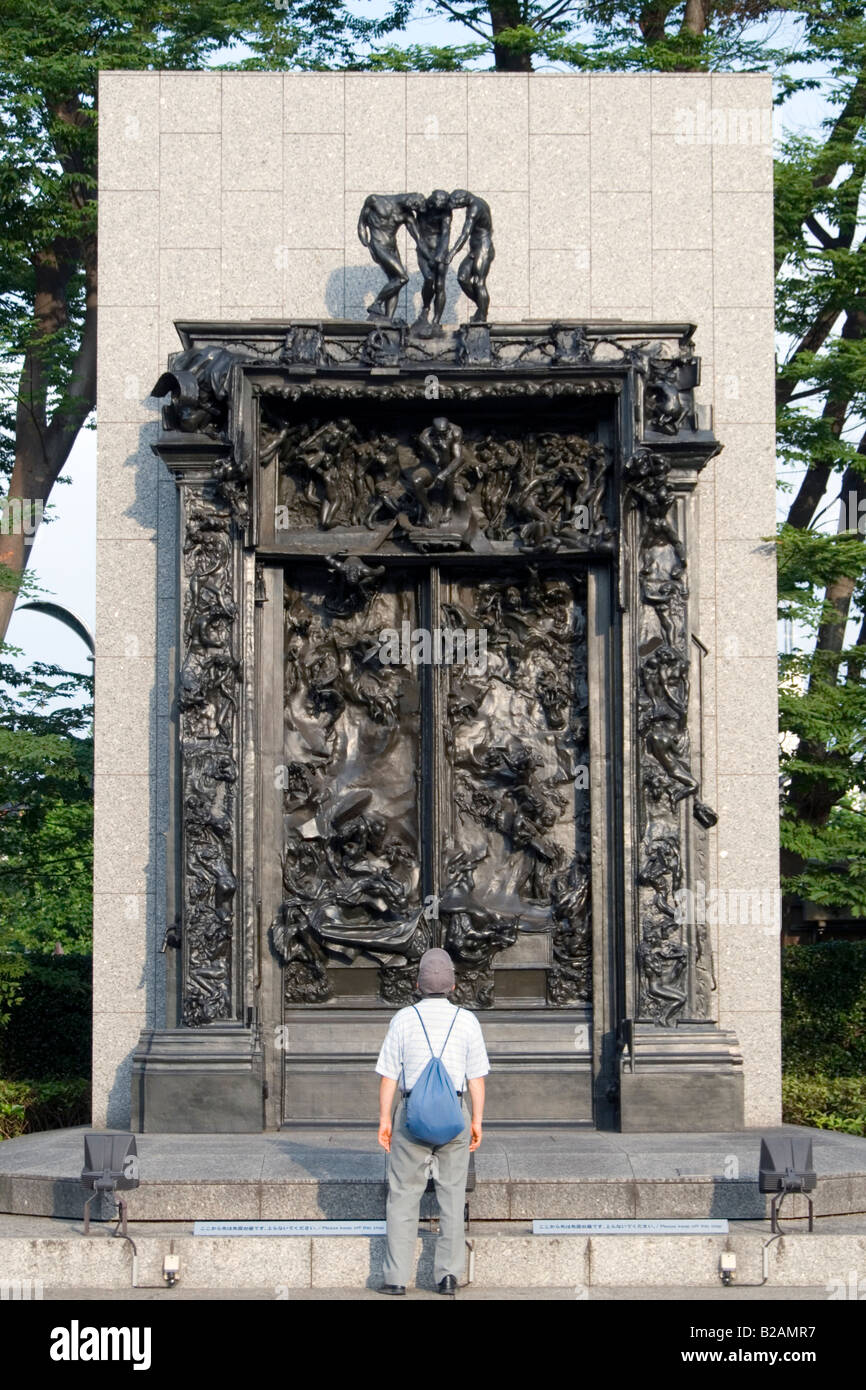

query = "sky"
[
  {"left": 2, "top": 6, "right": 841, "bottom": 681},
  {"left": 5, "top": 426, "right": 96, "bottom": 680}
]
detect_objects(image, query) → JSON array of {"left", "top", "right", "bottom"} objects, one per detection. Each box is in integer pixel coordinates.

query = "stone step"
[
  {"left": 3, "top": 1175, "right": 863, "bottom": 1222},
  {"left": 2, "top": 1125, "right": 865, "bottom": 1223},
  {"left": 1, "top": 1217, "right": 865, "bottom": 1293}
]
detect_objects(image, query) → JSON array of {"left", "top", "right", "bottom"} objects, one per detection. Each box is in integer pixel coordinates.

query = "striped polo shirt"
[{"left": 375, "top": 997, "right": 490, "bottom": 1093}]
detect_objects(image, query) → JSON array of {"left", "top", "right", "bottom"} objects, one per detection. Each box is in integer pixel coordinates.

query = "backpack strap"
[
  {"left": 412, "top": 1003, "right": 461, "bottom": 1060},
  {"left": 439, "top": 1006, "right": 461, "bottom": 1058},
  {"left": 412, "top": 1004, "right": 435, "bottom": 1059}
]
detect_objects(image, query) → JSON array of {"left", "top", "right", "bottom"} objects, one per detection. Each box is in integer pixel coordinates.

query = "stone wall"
[{"left": 94, "top": 70, "right": 778, "bottom": 1127}]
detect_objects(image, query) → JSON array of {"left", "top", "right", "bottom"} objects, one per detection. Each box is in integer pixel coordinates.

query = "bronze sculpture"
[
  {"left": 358, "top": 188, "right": 495, "bottom": 325},
  {"left": 448, "top": 189, "right": 495, "bottom": 324},
  {"left": 413, "top": 189, "right": 452, "bottom": 332},
  {"left": 357, "top": 192, "right": 426, "bottom": 320}
]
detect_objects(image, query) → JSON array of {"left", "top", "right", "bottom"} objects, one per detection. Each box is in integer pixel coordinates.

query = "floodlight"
[
  {"left": 81, "top": 1132, "right": 139, "bottom": 1236},
  {"left": 759, "top": 1136, "right": 816, "bottom": 1233}
]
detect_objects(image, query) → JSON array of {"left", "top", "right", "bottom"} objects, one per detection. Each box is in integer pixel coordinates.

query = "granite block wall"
[{"left": 94, "top": 70, "right": 778, "bottom": 1127}]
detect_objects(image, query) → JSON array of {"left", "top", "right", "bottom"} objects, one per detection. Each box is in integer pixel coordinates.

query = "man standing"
[{"left": 375, "top": 947, "right": 489, "bottom": 1296}]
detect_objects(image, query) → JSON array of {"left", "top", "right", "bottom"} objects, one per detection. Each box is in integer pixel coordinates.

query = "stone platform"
[
  {"left": 1, "top": 1125, "right": 864, "bottom": 1224},
  {"left": 2, "top": 1213, "right": 866, "bottom": 1294}
]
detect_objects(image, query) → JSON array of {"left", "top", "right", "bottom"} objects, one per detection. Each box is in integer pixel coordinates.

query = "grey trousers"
[{"left": 383, "top": 1099, "right": 470, "bottom": 1287}]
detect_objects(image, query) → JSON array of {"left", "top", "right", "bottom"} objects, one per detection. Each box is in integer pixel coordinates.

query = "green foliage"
[
  {"left": 0, "top": 1076, "right": 89, "bottom": 1140},
  {"left": 781, "top": 1073, "right": 866, "bottom": 1135},
  {"left": 370, "top": 2, "right": 587, "bottom": 70},
  {"left": 0, "top": 657, "right": 92, "bottom": 1024},
  {"left": 779, "top": 649, "right": 866, "bottom": 761},
  {"left": 781, "top": 942, "right": 866, "bottom": 1134},
  {"left": 369, "top": 1, "right": 790, "bottom": 73},
  {"left": 780, "top": 807, "right": 866, "bottom": 911},
  {"left": 0, "top": 955, "right": 91, "bottom": 1079},
  {"left": 0, "top": 562, "right": 41, "bottom": 598},
  {"left": 366, "top": 42, "right": 487, "bottom": 70},
  {"left": 781, "top": 942, "right": 866, "bottom": 1077},
  {"left": 0, "top": 954, "right": 26, "bottom": 1028},
  {"left": 0, "top": 0, "right": 388, "bottom": 480},
  {"left": 777, "top": 525, "right": 866, "bottom": 603},
  {"left": 769, "top": 8, "right": 866, "bottom": 914}
]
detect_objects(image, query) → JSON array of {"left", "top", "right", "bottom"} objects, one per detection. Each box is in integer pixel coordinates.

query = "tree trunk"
[
  {"left": 785, "top": 459, "right": 866, "bottom": 844},
  {"left": 489, "top": 2, "right": 533, "bottom": 71},
  {"left": 0, "top": 238, "right": 97, "bottom": 644},
  {"left": 811, "top": 463, "right": 864, "bottom": 667},
  {"left": 784, "top": 307, "right": 866, "bottom": 530},
  {"left": 682, "top": 0, "right": 709, "bottom": 34},
  {"left": 638, "top": 2, "right": 675, "bottom": 44}
]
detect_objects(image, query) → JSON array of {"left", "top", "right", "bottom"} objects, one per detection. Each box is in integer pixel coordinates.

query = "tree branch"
[
  {"left": 431, "top": 1, "right": 490, "bottom": 41},
  {"left": 778, "top": 301, "right": 865, "bottom": 411},
  {"left": 812, "top": 69, "right": 866, "bottom": 192},
  {"left": 44, "top": 236, "right": 97, "bottom": 476},
  {"left": 804, "top": 214, "right": 839, "bottom": 249}
]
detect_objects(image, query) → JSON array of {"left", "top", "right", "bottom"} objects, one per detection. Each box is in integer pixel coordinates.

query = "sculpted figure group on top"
[{"left": 357, "top": 189, "right": 494, "bottom": 329}]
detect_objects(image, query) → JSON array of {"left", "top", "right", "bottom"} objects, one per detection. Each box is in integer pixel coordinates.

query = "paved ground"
[
  {"left": 2, "top": 1212, "right": 865, "bottom": 1236},
  {"left": 38, "top": 1284, "right": 835, "bottom": 1300},
  {"left": 3, "top": 1123, "right": 865, "bottom": 1181}
]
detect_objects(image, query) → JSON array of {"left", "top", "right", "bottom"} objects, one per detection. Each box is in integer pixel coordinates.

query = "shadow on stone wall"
[{"left": 326, "top": 265, "right": 464, "bottom": 326}]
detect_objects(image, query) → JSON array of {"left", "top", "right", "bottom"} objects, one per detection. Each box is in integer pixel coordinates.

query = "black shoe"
[
  {"left": 379, "top": 1284, "right": 406, "bottom": 1295},
  {"left": 437, "top": 1275, "right": 458, "bottom": 1295}
]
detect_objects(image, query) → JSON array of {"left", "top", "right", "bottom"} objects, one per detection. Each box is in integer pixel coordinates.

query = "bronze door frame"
[{"left": 145, "top": 318, "right": 730, "bottom": 1134}]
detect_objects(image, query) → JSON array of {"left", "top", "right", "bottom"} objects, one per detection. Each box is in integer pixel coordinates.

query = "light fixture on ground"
[
  {"left": 80, "top": 1132, "right": 139, "bottom": 1235},
  {"left": 759, "top": 1136, "right": 816, "bottom": 1233}
]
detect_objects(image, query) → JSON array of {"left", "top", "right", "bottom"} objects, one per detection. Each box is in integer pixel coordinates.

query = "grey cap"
[{"left": 417, "top": 947, "right": 455, "bottom": 995}]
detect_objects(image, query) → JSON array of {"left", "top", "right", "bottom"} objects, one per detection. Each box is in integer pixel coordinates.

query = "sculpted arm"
[
  {"left": 405, "top": 210, "right": 421, "bottom": 245},
  {"left": 449, "top": 210, "right": 473, "bottom": 261}
]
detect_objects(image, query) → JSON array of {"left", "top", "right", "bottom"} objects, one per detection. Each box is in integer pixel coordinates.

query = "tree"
[
  {"left": 0, "top": 0, "right": 387, "bottom": 642},
  {"left": 383, "top": 2, "right": 585, "bottom": 72},
  {"left": 773, "top": 8, "right": 866, "bottom": 913},
  {"left": 369, "top": 1, "right": 783, "bottom": 72}
]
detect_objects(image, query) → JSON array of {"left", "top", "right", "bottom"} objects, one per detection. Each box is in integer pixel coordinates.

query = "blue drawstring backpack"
[{"left": 403, "top": 1005, "right": 466, "bottom": 1147}]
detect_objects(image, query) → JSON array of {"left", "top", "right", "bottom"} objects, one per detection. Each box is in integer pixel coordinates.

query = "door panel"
[
  {"left": 271, "top": 559, "right": 591, "bottom": 1012},
  {"left": 273, "top": 565, "right": 428, "bottom": 1004},
  {"left": 440, "top": 568, "right": 591, "bottom": 1007}
]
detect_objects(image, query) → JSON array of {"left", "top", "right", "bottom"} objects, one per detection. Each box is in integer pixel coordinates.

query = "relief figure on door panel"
[
  {"left": 440, "top": 570, "right": 592, "bottom": 1008},
  {"left": 271, "top": 406, "right": 611, "bottom": 556},
  {"left": 271, "top": 567, "right": 425, "bottom": 1005}
]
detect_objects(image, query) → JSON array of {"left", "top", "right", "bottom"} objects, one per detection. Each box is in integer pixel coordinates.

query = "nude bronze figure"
[
  {"left": 357, "top": 192, "right": 426, "bottom": 320},
  {"left": 448, "top": 190, "right": 495, "bottom": 323}
]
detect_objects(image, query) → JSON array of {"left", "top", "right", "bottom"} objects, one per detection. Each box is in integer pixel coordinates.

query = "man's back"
[
  {"left": 375, "top": 949, "right": 489, "bottom": 1295},
  {"left": 377, "top": 997, "right": 488, "bottom": 1094}
]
